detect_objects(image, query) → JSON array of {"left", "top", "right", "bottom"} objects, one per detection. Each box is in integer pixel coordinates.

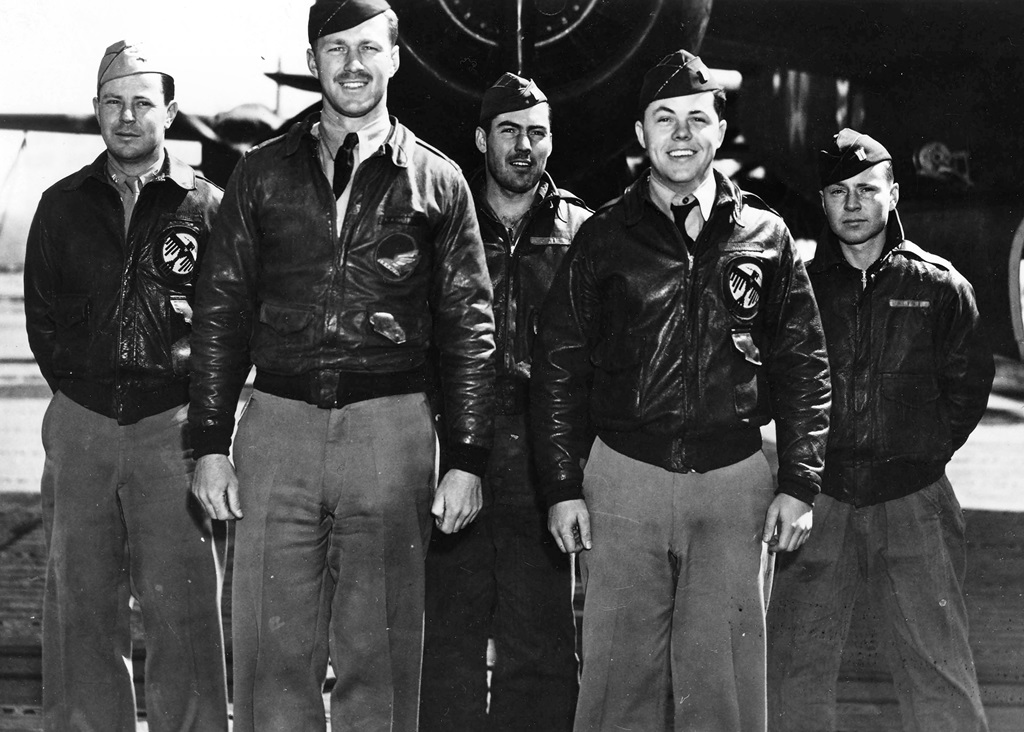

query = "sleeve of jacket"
[
  {"left": 23, "top": 199, "right": 59, "bottom": 393},
  {"left": 530, "top": 225, "right": 600, "bottom": 507},
  {"left": 430, "top": 170, "right": 496, "bottom": 476},
  {"left": 188, "top": 157, "right": 258, "bottom": 458},
  {"left": 764, "top": 226, "right": 831, "bottom": 505},
  {"left": 938, "top": 273, "right": 993, "bottom": 452}
]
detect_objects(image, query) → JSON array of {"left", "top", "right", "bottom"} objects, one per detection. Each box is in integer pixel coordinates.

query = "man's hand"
[
  {"left": 548, "top": 499, "right": 592, "bottom": 554},
  {"left": 431, "top": 468, "right": 482, "bottom": 534},
  {"left": 192, "top": 454, "right": 243, "bottom": 521},
  {"left": 762, "top": 493, "right": 812, "bottom": 553}
]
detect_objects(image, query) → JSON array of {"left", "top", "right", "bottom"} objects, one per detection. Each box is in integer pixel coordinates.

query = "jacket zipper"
[
  {"left": 489, "top": 203, "right": 532, "bottom": 375},
  {"left": 114, "top": 183, "right": 144, "bottom": 420},
  {"left": 681, "top": 214, "right": 705, "bottom": 465}
]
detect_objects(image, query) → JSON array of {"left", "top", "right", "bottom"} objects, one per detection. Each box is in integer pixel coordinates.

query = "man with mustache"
[
  {"left": 420, "top": 73, "right": 591, "bottom": 732},
  {"left": 767, "top": 129, "right": 993, "bottom": 732},
  {"left": 531, "top": 50, "right": 831, "bottom": 730},
  {"left": 23, "top": 40, "right": 227, "bottom": 730},
  {"left": 188, "top": 1, "right": 495, "bottom": 729}
]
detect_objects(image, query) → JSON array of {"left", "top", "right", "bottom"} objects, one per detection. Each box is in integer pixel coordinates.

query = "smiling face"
[
  {"left": 635, "top": 91, "right": 725, "bottom": 197},
  {"left": 476, "top": 103, "right": 552, "bottom": 195},
  {"left": 93, "top": 73, "right": 177, "bottom": 173},
  {"left": 821, "top": 162, "right": 899, "bottom": 250},
  {"left": 307, "top": 13, "right": 399, "bottom": 122}
]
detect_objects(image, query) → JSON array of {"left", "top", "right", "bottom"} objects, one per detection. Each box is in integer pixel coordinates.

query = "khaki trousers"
[
  {"left": 41, "top": 393, "right": 227, "bottom": 732},
  {"left": 767, "top": 478, "right": 989, "bottom": 732},
  {"left": 230, "top": 391, "right": 436, "bottom": 732},
  {"left": 575, "top": 439, "right": 774, "bottom": 732}
]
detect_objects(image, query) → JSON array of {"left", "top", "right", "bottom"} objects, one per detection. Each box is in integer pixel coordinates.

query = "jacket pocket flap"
[
  {"left": 258, "top": 302, "right": 314, "bottom": 334},
  {"left": 731, "top": 331, "right": 762, "bottom": 366},
  {"left": 528, "top": 236, "right": 571, "bottom": 248},
  {"left": 881, "top": 375, "right": 940, "bottom": 406},
  {"left": 54, "top": 295, "right": 89, "bottom": 326}
]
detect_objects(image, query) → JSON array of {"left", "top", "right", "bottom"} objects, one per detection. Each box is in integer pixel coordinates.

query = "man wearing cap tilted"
[
  {"left": 23, "top": 40, "right": 227, "bottom": 730},
  {"left": 188, "top": 0, "right": 495, "bottom": 729},
  {"left": 531, "top": 49, "right": 831, "bottom": 730},
  {"left": 420, "top": 72, "right": 591, "bottom": 732},
  {"left": 766, "top": 129, "right": 993, "bottom": 732}
]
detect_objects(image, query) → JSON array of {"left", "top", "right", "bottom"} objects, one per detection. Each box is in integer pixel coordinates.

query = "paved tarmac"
[{"left": 0, "top": 273, "right": 1022, "bottom": 730}]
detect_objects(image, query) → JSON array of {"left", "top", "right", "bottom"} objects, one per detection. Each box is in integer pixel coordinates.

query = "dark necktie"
[
  {"left": 122, "top": 175, "right": 141, "bottom": 234},
  {"left": 671, "top": 199, "right": 698, "bottom": 246},
  {"left": 332, "top": 132, "right": 359, "bottom": 198}
]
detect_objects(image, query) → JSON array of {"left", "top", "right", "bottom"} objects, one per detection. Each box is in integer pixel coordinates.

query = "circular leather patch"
[
  {"left": 155, "top": 224, "right": 199, "bottom": 281},
  {"left": 375, "top": 233, "right": 421, "bottom": 281},
  {"left": 722, "top": 255, "right": 764, "bottom": 321}
]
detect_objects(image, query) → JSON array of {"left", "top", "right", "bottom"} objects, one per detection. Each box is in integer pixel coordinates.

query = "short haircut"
[
  {"left": 383, "top": 9, "right": 399, "bottom": 45},
  {"left": 712, "top": 88, "right": 726, "bottom": 120},
  {"left": 639, "top": 88, "right": 727, "bottom": 123},
  {"left": 479, "top": 101, "right": 553, "bottom": 137},
  {"left": 161, "top": 74, "right": 175, "bottom": 104},
  {"left": 881, "top": 160, "right": 895, "bottom": 183},
  {"left": 312, "top": 8, "right": 399, "bottom": 50}
]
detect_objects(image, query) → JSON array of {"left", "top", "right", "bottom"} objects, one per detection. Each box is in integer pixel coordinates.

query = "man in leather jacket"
[
  {"left": 531, "top": 50, "right": 831, "bottom": 731},
  {"left": 767, "top": 129, "right": 993, "bottom": 732},
  {"left": 420, "top": 73, "right": 591, "bottom": 732},
  {"left": 23, "top": 41, "right": 227, "bottom": 731},
  {"left": 187, "top": 2, "right": 495, "bottom": 729}
]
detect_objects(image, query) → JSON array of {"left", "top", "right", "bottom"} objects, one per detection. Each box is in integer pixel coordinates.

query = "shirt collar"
[
  {"left": 314, "top": 111, "right": 392, "bottom": 163},
  {"left": 647, "top": 170, "right": 717, "bottom": 221},
  {"left": 104, "top": 150, "right": 166, "bottom": 190}
]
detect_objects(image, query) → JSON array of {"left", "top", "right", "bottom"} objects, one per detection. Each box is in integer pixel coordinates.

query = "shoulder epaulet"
[
  {"left": 740, "top": 190, "right": 780, "bottom": 217},
  {"left": 554, "top": 188, "right": 592, "bottom": 212},
  {"left": 594, "top": 194, "right": 623, "bottom": 214},
  {"left": 244, "top": 131, "right": 288, "bottom": 158},
  {"left": 896, "top": 240, "right": 954, "bottom": 271},
  {"left": 414, "top": 138, "right": 462, "bottom": 172},
  {"left": 194, "top": 173, "right": 224, "bottom": 192}
]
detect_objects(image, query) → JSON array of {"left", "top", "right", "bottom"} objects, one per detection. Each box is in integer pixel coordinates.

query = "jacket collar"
[
  {"left": 808, "top": 208, "right": 907, "bottom": 274},
  {"left": 469, "top": 168, "right": 559, "bottom": 215},
  {"left": 285, "top": 111, "right": 410, "bottom": 168},
  {"left": 621, "top": 168, "right": 742, "bottom": 227},
  {"left": 62, "top": 149, "right": 196, "bottom": 192}
]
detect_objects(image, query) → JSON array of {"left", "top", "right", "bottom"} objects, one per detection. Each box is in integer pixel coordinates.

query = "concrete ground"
[{"left": 1, "top": 272, "right": 1022, "bottom": 730}]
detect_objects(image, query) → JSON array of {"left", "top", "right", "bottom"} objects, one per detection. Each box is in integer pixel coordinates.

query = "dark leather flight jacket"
[
  {"left": 806, "top": 214, "right": 994, "bottom": 507},
  {"left": 532, "top": 171, "right": 831, "bottom": 507},
  {"left": 24, "top": 152, "right": 221, "bottom": 424},
  {"left": 473, "top": 171, "right": 592, "bottom": 414},
  {"left": 188, "top": 114, "right": 495, "bottom": 474}
]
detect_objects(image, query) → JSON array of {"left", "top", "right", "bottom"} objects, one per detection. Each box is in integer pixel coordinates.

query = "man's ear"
[
  {"left": 92, "top": 97, "right": 100, "bottom": 122},
  {"left": 306, "top": 47, "right": 319, "bottom": 78},
  {"left": 165, "top": 100, "right": 179, "bottom": 129},
  {"left": 889, "top": 182, "right": 900, "bottom": 210},
  {"left": 634, "top": 120, "right": 646, "bottom": 150},
  {"left": 474, "top": 126, "right": 487, "bottom": 154}
]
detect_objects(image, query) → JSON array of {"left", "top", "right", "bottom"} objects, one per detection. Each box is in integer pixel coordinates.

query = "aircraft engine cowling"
[{"left": 388, "top": 0, "right": 712, "bottom": 204}]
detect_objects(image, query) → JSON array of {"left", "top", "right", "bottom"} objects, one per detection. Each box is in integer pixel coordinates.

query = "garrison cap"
[
  {"left": 308, "top": 0, "right": 391, "bottom": 45},
  {"left": 479, "top": 72, "right": 548, "bottom": 126},
  {"left": 638, "top": 49, "right": 721, "bottom": 118},
  {"left": 818, "top": 128, "right": 893, "bottom": 187},
  {"left": 97, "top": 40, "right": 169, "bottom": 92}
]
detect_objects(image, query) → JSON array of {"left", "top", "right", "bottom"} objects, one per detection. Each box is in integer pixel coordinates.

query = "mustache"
[
  {"left": 333, "top": 73, "right": 372, "bottom": 84},
  {"left": 506, "top": 153, "right": 534, "bottom": 164}
]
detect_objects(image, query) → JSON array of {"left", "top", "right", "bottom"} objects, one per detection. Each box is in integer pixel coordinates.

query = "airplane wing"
[{"left": 0, "top": 111, "right": 223, "bottom": 145}]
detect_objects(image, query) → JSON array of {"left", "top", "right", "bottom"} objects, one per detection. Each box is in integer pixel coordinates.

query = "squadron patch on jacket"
[
  {"left": 375, "top": 233, "right": 421, "bottom": 280},
  {"left": 155, "top": 223, "right": 199, "bottom": 281},
  {"left": 722, "top": 256, "right": 764, "bottom": 321}
]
